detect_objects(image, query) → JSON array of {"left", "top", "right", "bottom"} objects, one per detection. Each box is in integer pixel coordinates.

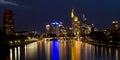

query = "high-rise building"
[
  {"left": 80, "top": 13, "right": 93, "bottom": 35},
  {"left": 58, "top": 22, "right": 64, "bottom": 36},
  {"left": 71, "top": 8, "right": 80, "bottom": 37},
  {"left": 112, "top": 20, "right": 119, "bottom": 30},
  {"left": 82, "top": 14, "right": 87, "bottom": 25},
  {"left": 46, "top": 21, "right": 67, "bottom": 37},
  {"left": 3, "top": 9, "right": 14, "bottom": 35},
  {"left": 46, "top": 24, "right": 50, "bottom": 35},
  {"left": 51, "top": 22, "right": 59, "bottom": 36}
]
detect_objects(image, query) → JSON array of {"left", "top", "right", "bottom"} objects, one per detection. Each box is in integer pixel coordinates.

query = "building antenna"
[{"left": 82, "top": 8, "right": 85, "bottom": 18}]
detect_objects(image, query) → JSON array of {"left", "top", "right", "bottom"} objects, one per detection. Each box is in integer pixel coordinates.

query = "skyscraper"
[
  {"left": 82, "top": 14, "right": 87, "bottom": 25},
  {"left": 112, "top": 20, "right": 119, "bottom": 31},
  {"left": 46, "top": 24, "right": 50, "bottom": 35},
  {"left": 51, "top": 22, "right": 59, "bottom": 36},
  {"left": 80, "top": 14, "right": 93, "bottom": 35},
  {"left": 3, "top": 9, "right": 14, "bottom": 35},
  {"left": 71, "top": 8, "right": 80, "bottom": 37}
]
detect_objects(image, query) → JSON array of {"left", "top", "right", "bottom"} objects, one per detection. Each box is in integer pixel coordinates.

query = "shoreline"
[
  {"left": 9, "top": 40, "right": 37, "bottom": 48},
  {"left": 81, "top": 38, "right": 120, "bottom": 47}
]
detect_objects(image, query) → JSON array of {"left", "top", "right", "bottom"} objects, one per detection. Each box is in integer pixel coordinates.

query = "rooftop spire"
[
  {"left": 71, "top": 8, "right": 75, "bottom": 18},
  {"left": 82, "top": 13, "right": 85, "bottom": 18}
]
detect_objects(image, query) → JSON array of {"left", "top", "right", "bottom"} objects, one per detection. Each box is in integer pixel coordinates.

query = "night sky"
[{"left": 0, "top": 0, "right": 120, "bottom": 33}]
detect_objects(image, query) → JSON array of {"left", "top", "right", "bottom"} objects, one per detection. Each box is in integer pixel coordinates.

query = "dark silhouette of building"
[
  {"left": 3, "top": 8, "right": 14, "bottom": 35},
  {"left": 0, "top": 26, "right": 2, "bottom": 31}
]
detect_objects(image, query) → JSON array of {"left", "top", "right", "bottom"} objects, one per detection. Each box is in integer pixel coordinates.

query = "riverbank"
[
  {"left": 81, "top": 38, "right": 120, "bottom": 47},
  {"left": 9, "top": 40, "right": 37, "bottom": 48}
]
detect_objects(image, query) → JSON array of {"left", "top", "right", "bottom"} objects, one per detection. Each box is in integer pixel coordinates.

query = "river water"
[{"left": 4, "top": 39, "right": 120, "bottom": 60}]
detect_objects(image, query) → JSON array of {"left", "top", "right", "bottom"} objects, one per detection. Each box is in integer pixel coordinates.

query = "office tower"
[
  {"left": 82, "top": 14, "right": 87, "bottom": 25},
  {"left": 71, "top": 8, "right": 80, "bottom": 36},
  {"left": 51, "top": 22, "right": 59, "bottom": 36},
  {"left": 112, "top": 21, "right": 119, "bottom": 30},
  {"left": 46, "top": 24, "right": 50, "bottom": 35},
  {"left": 3, "top": 8, "right": 14, "bottom": 35}
]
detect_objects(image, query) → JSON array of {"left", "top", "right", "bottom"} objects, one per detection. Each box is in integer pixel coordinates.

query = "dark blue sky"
[{"left": 0, "top": 0, "right": 120, "bottom": 33}]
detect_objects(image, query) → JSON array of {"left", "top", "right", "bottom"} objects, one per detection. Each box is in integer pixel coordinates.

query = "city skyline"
[{"left": 0, "top": 0, "right": 120, "bottom": 33}]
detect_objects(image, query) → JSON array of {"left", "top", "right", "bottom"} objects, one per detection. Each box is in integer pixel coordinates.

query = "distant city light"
[
  {"left": 10, "top": 41, "right": 13, "bottom": 44},
  {"left": 52, "top": 22, "right": 59, "bottom": 25}
]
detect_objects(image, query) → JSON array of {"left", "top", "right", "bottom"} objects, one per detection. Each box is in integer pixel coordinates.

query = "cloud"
[{"left": 0, "top": 0, "right": 19, "bottom": 6}]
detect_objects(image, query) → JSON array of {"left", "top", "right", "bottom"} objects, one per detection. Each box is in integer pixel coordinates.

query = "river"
[{"left": 3, "top": 39, "right": 120, "bottom": 60}]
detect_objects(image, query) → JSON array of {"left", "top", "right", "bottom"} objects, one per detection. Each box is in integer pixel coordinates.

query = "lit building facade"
[
  {"left": 81, "top": 14, "right": 92, "bottom": 35},
  {"left": 3, "top": 9, "right": 14, "bottom": 35},
  {"left": 46, "top": 24, "right": 50, "bottom": 35},
  {"left": 70, "top": 8, "right": 96, "bottom": 37},
  {"left": 71, "top": 8, "right": 80, "bottom": 37},
  {"left": 46, "top": 22, "right": 60, "bottom": 37},
  {"left": 112, "top": 20, "right": 119, "bottom": 31},
  {"left": 51, "top": 22, "right": 59, "bottom": 36},
  {"left": 82, "top": 14, "right": 87, "bottom": 25},
  {"left": 46, "top": 21, "right": 68, "bottom": 37},
  {"left": 58, "top": 22, "right": 66, "bottom": 36}
]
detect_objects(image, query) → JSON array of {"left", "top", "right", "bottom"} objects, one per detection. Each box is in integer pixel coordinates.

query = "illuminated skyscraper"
[
  {"left": 71, "top": 8, "right": 80, "bottom": 37},
  {"left": 46, "top": 21, "right": 67, "bottom": 37},
  {"left": 82, "top": 14, "right": 87, "bottom": 25},
  {"left": 112, "top": 20, "right": 119, "bottom": 30},
  {"left": 3, "top": 9, "right": 14, "bottom": 35},
  {"left": 46, "top": 24, "right": 50, "bottom": 35},
  {"left": 59, "top": 22, "right": 64, "bottom": 36},
  {"left": 51, "top": 22, "right": 59, "bottom": 36}
]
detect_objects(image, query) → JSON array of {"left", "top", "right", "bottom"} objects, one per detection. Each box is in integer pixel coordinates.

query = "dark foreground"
[{"left": 2, "top": 39, "right": 120, "bottom": 60}]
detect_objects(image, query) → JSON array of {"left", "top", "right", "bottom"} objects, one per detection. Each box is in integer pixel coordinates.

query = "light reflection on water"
[
  {"left": 9, "top": 40, "right": 120, "bottom": 60},
  {"left": 52, "top": 40, "right": 60, "bottom": 60}
]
